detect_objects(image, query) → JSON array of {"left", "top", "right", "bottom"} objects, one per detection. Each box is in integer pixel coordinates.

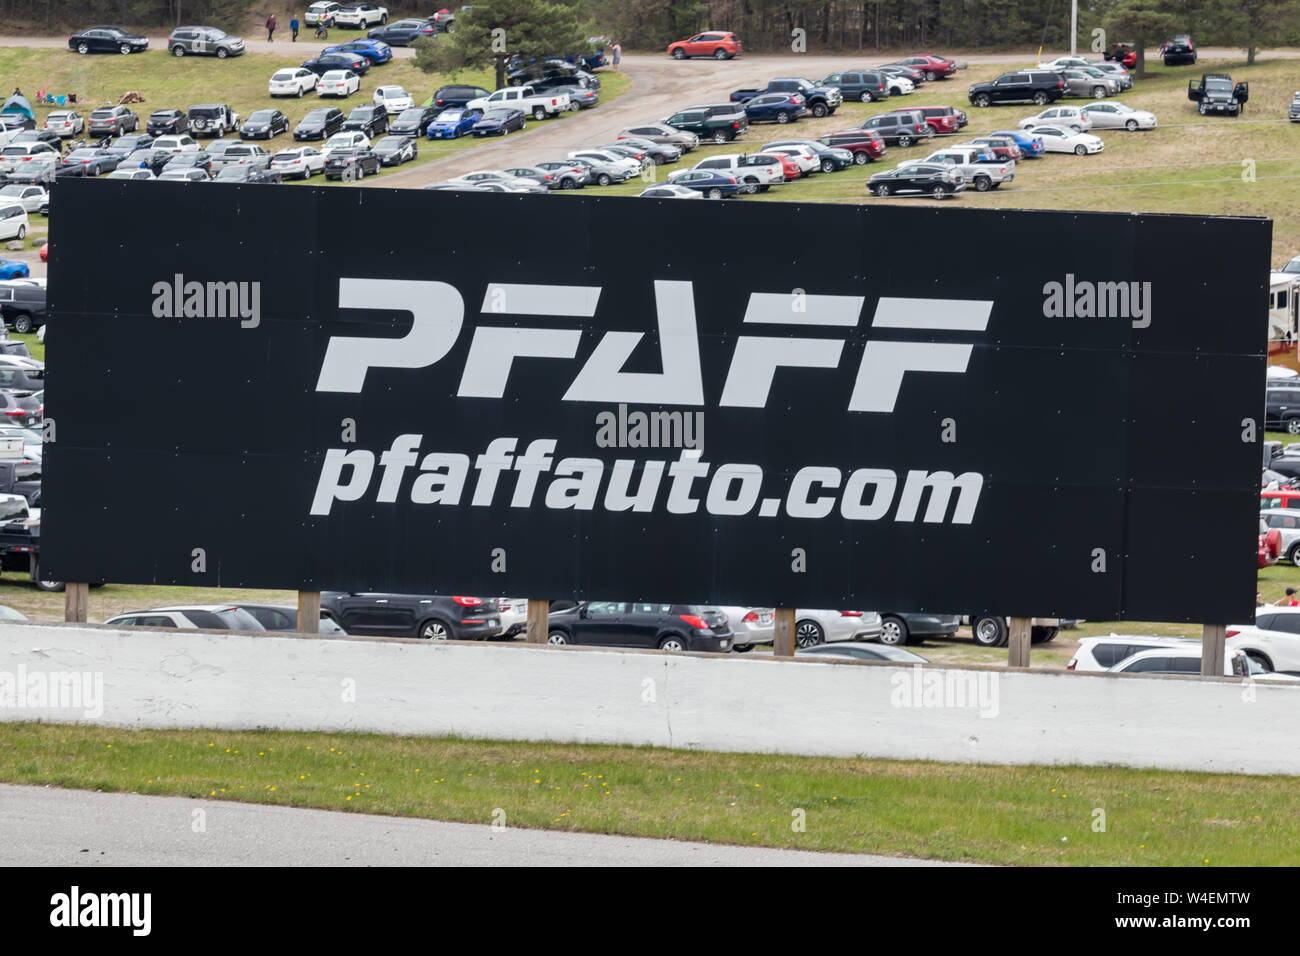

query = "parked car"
[
  {"left": 607, "top": 137, "right": 680, "bottom": 165},
  {"left": 324, "top": 37, "right": 393, "bottom": 66},
  {"left": 0, "top": 281, "right": 44, "bottom": 333},
  {"left": 213, "top": 142, "right": 272, "bottom": 171},
  {"left": 319, "top": 591, "right": 500, "bottom": 640},
  {"left": 43, "top": 110, "right": 84, "bottom": 137},
  {"left": 664, "top": 103, "right": 750, "bottom": 145},
  {"left": 896, "top": 53, "right": 958, "bottom": 81},
  {"left": 105, "top": 605, "right": 265, "bottom": 630},
  {"left": 168, "top": 25, "right": 244, "bottom": 58},
  {"left": 472, "top": 108, "right": 526, "bottom": 136},
  {"left": 740, "top": 92, "right": 807, "bottom": 125},
  {"left": 335, "top": 3, "right": 389, "bottom": 29},
  {"left": 87, "top": 106, "right": 138, "bottom": 137},
  {"left": 0, "top": 143, "right": 58, "bottom": 175},
  {"left": 961, "top": 134, "right": 1022, "bottom": 161},
  {"left": 966, "top": 615, "right": 1069, "bottom": 647},
  {"left": 968, "top": 70, "right": 1065, "bottom": 107},
  {"left": 868, "top": 163, "right": 965, "bottom": 198},
  {"left": 819, "top": 128, "right": 886, "bottom": 163},
  {"left": 731, "top": 78, "right": 840, "bottom": 117},
  {"left": 162, "top": 149, "right": 211, "bottom": 175},
  {"left": 294, "top": 107, "right": 346, "bottom": 140},
  {"left": 618, "top": 123, "right": 700, "bottom": 150},
  {"left": 1068, "top": 634, "right": 1198, "bottom": 671},
  {"left": 1110, "top": 646, "right": 1267, "bottom": 679},
  {"left": 907, "top": 104, "right": 968, "bottom": 134},
  {"left": 144, "top": 109, "right": 187, "bottom": 136},
  {"left": 533, "top": 160, "right": 591, "bottom": 187},
  {"left": 467, "top": 85, "right": 570, "bottom": 120},
  {"left": 820, "top": 69, "right": 890, "bottom": 103},
  {"left": 876, "top": 66, "right": 916, "bottom": 97},
  {"left": 68, "top": 26, "right": 148, "bottom": 55},
  {"left": 269, "top": 67, "right": 318, "bottom": 98},
  {"left": 371, "top": 134, "right": 416, "bottom": 165},
  {"left": 546, "top": 602, "right": 734, "bottom": 652},
  {"left": 668, "top": 32, "right": 742, "bottom": 60},
  {"left": 1290, "top": 91, "right": 1300, "bottom": 122},
  {"left": 240, "top": 109, "right": 290, "bottom": 139},
  {"left": 302, "top": 52, "right": 370, "bottom": 76},
  {"left": 638, "top": 184, "right": 703, "bottom": 200},
  {"left": 152, "top": 134, "right": 200, "bottom": 155},
  {"left": 1163, "top": 34, "right": 1197, "bottom": 66},
  {"left": 230, "top": 603, "right": 347, "bottom": 634},
  {"left": 0, "top": 259, "right": 28, "bottom": 279},
  {"left": 1079, "top": 101, "right": 1157, "bottom": 130},
  {"left": 876, "top": 612, "right": 962, "bottom": 645},
  {"left": 324, "top": 147, "right": 381, "bottom": 179},
  {"left": 389, "top": 105, "right": 438, "bottom": 137},
  {"left": 1018, "top": 105, "right": 1093, "bottom": 131},
  {"left": 0, "top": 184, "right": 45, "bottom": 213},
  {"left": 157, "top": 167, "right": 208, "bottom": 182},
  {"left": 1024, "top": 124, "right": 1103, "bottom": 154},
  {"left": 304, "top": 1, "right": 341, "bottom": 27},
  {"left": 318, "top": 70, "right": 362, "bottom": 98},
  {"left": 1227, "top": 607, "right": 1300, "bottom": 674},
  {"left": 787, "top": 610, "right": 885, "bottom": 647},
  {"left": 989, "top": 128, "right": 1045, "bottom": 157},
  {"left": 59, "top": 147, "right": 118, "bottom": 175},
  {"left": 692, "top": 152, "right": 785, "bottom": 193},
  {"left": 212, "top": 164, "right": 281, "bottom": 183},
  {"left": 270, "top": 145, "right": 326, "bottom": 179},
  {"left": 797, "top": 643, "right": 930, "bottom": 664},
  {"left": 1188, "top": 73, "right": 1248, "bottom": 116},
  {"left": 432, "top": 85, "right": 491, "bottom": 109},
  {"left": 1091, "top": 62, "right": 1133, "bottom": 89},
  {"left": 426, "top": 107, "right": 480, "bottom": 139},
  {"left": 105, "top": 167, "right": 155, "bottom": 181},
  {"left": 756, "top": 142, "right": 820, "bottom": 174},
  {"left": 857, "top": 109, "right": 934, "bottom": 147},
  {"left": 1057, "top": 67, "right": 1117, "bottom": 99},
  {"left": 665, "top": 168, "right": 743, "bottom": 198},
  {"left": 187, "top": 103, "right": 239, "bottom": 137},
  {"left": 372, "top": 85, "right": 412, "bottom": 112},
  {"left": 367, "top": 18, "right": 436, "bottom": 45},
  {"left": 342, "top": 103, "right": 388, "bottom": 136},
  {"left": 101, "top": 132, "right": 154, "bottom": 159}
]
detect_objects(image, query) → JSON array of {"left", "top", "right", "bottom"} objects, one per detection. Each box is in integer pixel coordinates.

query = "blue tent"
[{"left": 1, "top": 94, "right": 33, "bottom": 121}]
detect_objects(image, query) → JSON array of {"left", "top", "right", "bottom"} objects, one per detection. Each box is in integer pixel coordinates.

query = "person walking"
[
  {"left": 612, "top": 40, "right": 621, "bottom": 69},
  {"left": 266, "top": 12, "right": 277, "bottom": 42},
  {"left": 290, "top": 16, "right": 300, "bottom": 41}
]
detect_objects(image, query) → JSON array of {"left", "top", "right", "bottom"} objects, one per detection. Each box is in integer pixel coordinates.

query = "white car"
[
  {"left": 152, "top": 134, "right": 200, "bottom": 154},
  {"left": 304, "top": 1, "right": 340, "bottom": 26},
  {"left": 1019, "top": 105, "right": 1093, "bottom": 131},
  {"left": 318, "top": 70, "right": 361, "bottom": 98},
  {"left": 1110, "top": 645, "right": 1297, "bottom": 681},
  {"left": 886, "top": 75, "right": 915, "bottom": 96},
  {"left": 270, "top": 145, "right": 326, "bottom": 179},
  {"left": 795, "top": 610, "right": 885, "bottom": 647},
  {"left": 1024, "top": 124, "right": 1103, "bottom": 155},
  {"left": 717, "top": 606, "right": 775, "bottom": 651},
  {"left": 1227, "top": 606, "right": 1300, "bottom": 673},
  {"left": 693, "top": 152, "right": 785, "bottom": 192},
  {"left": 105, "top": 168, "right": 155, "bottom": 180},
  {"left": 494, "top": 598, "right": 527, "bottom": 637},
  {"left": 0, "top": 184, "right": 46, "bottom": 213},
  {"left": 43, "top": 110, "right": 83, "bottom": 137},
  {"left": 1036, "top": 55, "right": 1095, "bottom": 70},
  {"left": 336, "top": 2, "right": 387, "bottom": 28},
  {"left": 103, "top": 605, "right": 265, "bottom": 630},
  {"left": 445, "top": 169, "right": 544, "bottom": 188},
  {"left": 760, "top": 144, "right": 820, "bottom": 174},
  {"left": 1067, "top": 634, "right": 1198, "bottom": 671},
  {"left": 0, "top": 142, "right": 58, "bottom": 175},
  {"left": 156, "top": 167, "right": 208, "bottom": 182},
  {"left": 0, "top": 203, "right": 28, "bottom": 241},
  {"left": 269, "top": 67, "right": 318, "bottom": 98},
  {"left": 0, "top": 425, "right": 42, "bottom": 461},
  {"left": 321, "top": 131, "right": 369, "bottom": 157},
  {"left": 1080, "top": 101, "right": 1157, "bottom": 130},
  {"left": 638, "top": 184, "right": 704, "bottom": 199},
  {"left": 373, "top": 85, "right": 413, "bottom": 113},
  {"left": 568, "top": 149, "right": 640, "bottom": 178}
]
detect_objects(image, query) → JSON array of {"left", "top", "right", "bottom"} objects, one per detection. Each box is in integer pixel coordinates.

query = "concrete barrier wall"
[{"left": 1, "top": 623, "right": 1296, "bottom": 775}]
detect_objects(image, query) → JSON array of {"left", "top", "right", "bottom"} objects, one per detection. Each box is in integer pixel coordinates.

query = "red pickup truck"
[{"left": 892, "top": 104, "right": 967, "bottom": 135}]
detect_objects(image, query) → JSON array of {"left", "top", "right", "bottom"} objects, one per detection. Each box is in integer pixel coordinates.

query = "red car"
[
  {"left": 964, "top": 135, "right": 1022, "bottom": 161},
  {"left": 896, "top": 104, "right": 966, "bottom": 134},
  {"left": 1260, "top": 520, "right": 1282, "bottom": 568},
  {"left": 895, "top": 53, "right": 958, "bottom": 81},
  {"left": 764, "top": 152, "right": 801, "bottom": 180},
  {"left": 668, "top": 31, "right": 742, "bottom": 60},
  {"left": 39, "top": 243, "right": 47, "bottom": 262},
  {"left": 819, "top": 128, "right": 886, "bottom": 163}
]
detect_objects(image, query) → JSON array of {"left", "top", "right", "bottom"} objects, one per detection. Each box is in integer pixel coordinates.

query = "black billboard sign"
[{"left": 43, "top": 182, "right": 1269, "bottom": 622}]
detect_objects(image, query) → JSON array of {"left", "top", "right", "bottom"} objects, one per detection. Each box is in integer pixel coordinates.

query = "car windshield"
[
  {"left": 435, "top": 110, "right": 462, "bottom": 121},
  {"left": 272, "top": 71, "right": 296, "bottom": 81},
  {"left": 1206, "top": 79, "right": 1233, "bottom": 93},
  {"left": 215, "top": 166, "right": 247, "bottom": 179},
  {"left": 90, "top": 110, "right": 114, "bottom": 119},
  {"left": 305, "top": 111, "right": 331, "bottom": 121},
  {"left": 248, "top": 111, "right": 276, "bottom": 121},
  {"left": 374, "top": 138, "right": 401, "bottom": 148},
  {"left": 190, "top": 108, "right": 222, "bottom": 117}
]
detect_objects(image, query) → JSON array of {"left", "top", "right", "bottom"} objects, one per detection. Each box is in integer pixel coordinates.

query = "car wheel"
[
  {"left": 12, "top": 313, "right": 32, "bottom": 334},
  {"left": 1245, "top": 650, "right": 1273, "bottom": 672},
  {"left": 812, "top": 102, "right": 828, "bottom": 118},
  {"left": 1288, "top": 417, "right": 1300, "bottom": 435},
  {"left": 15, "top": 225, "right": 25, "bottom": 239},
  {"left": 853, "top": 151, "right": 868, "bottom": 165},
  {"left": 776, "top": 111, "right": 790, "bottom": 124},
  {"left": 897, "top": 134, "right": 912, "bottom": 147},
  {"left": 930, "top": 183, "right": 948, "bottom": 198},
  {"left": 217, "top": 47, "right": 229, "bottom": 59},
  {"left": 707, "top": 186, "right": 722, "bottom": 199},
  {"left": 658, "top": 635, "right": 687, "bottom": 651},
  {"left": 712, "top": 130, "right": 729, "bottom": 144},
  {"left": 173, "top": 45, "right": 185, "bottom": 57},
  {"left": 875, "top": 183, "right": 890, "bottom": 197},
  {"left": 533, "top": 107, "right": 546, "bottom": 120},
  {"left": 420, "top": 618, "right": 452, "bottom": 640},
  {"left": 380, "top": 13, "right": 387, "bottom": 23},
  {"left": 860, "top": 91, "right": 873, "bottom": 103},
  {"left": 795, "top": 620, "right": 825, "bottom": 648},
  {"left": 1030, "top": 627, "right": 1058, "bottom": 644},
  {"left": 1092, "top": 86, "right": 1105, "bottom": 99},
  {"left": 879, "top": 616, "right": 909, "bottom": 646},
  {"left": 672, "top": 48, "right": 686, "bottom": 59},
  {"left": 1074, "top": 144, "right": 1087, "bottom": 155},
  {"left": 547, "top": 631, "right": 569, "bottom": 645},
  {"left": 119, "top": 43, "right": 132, "bottom": 54},
  {"left": 597, "top": 173, "right": 611, "bottom": 186},
  {"left": 1198, "top": 102, "right": 1208, "bottom": 115},
  {"left": 742, "top": 177, "right": 760, "bottom": 194},
  {"left": 1033, "top": 91, "right": 1048, "bottom": 105},
  {"left": 77, "top": 42, "right": 89, "bottom": 54},
  {"left": 297, "top": 87, "right": 305, "bottom": 98},
  {"left": 974, "top": 93, "right": 990, "bottom": 107},
  {"left": 713, "top": 48, "right": 727, "bottom": 59},
  {"left": 972, "top": 616, "right": 1009, "bottom": 647},
  {"left": 973, "top": 175, "right": 991, "bottom": 192},
  {"left": 925, "top": 70, "right": 936, "bottom": 81},
  {"left": 560, "top": 177, "right": 576, "bottom": 189},
  {"left": 1125, "top": 119, "right": 1138, "bottom": 130},
  {"left": 733, "top": 643, "right": 754, "bottom": 653}
]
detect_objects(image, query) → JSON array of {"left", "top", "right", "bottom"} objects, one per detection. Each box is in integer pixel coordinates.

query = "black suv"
[
  {"left": 389, "top": 105, "right": 438, "bottom": 137},
  {"left": 545, "top": 602, "right": 734, "bottom": 652},
  {"left": 1163, "top": 35, "right": 1197, "bottom": 66},
  {"left": 821, "top": 69, "right": 890, "bottom": 103},
  {"left": 857, "top": 109, "right": 934, "bottom": 147},
  {"left": 1266, "top": 384, "right": 1300, "bottom": 433},
  {"left": 319, "top": 591, "right": 500, "bottom": 640},
  {"left": 342, "top": 103, "right": 388, "bottom": 137},
  {"left": 1188, "top": 73, "right": 1248, "bottom": 115},
  {"left": 294, "top": 106, "right": 345, "bottom": 140},
  {"left": 433, "top": 84, "right": 491, "bottom": 108},
  {"left": 968, "top": 70, "right": 1065, "bottom": 108},
  {"left": 0, "top": 459, "right": 40, "bottom": 505}
]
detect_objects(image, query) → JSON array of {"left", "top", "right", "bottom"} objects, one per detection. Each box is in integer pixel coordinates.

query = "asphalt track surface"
[{"left": 0, "top": 783, "right": 971, "bottom": 865}]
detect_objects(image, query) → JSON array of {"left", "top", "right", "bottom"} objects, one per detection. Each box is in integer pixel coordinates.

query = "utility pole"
[{"left": 1070, "top": 0, "right": 1077, "bottom": 55}]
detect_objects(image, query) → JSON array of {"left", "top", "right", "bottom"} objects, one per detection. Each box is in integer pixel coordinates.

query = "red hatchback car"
[
  {"left": 896, "top": 53, "right": 958, "bottom": 80},
  {"left": 668, "top": 31, "right": 742, "bottom": 60}
]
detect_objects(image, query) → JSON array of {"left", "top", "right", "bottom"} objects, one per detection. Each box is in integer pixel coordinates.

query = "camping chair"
[{"left": 55, "top": 95, "right": 65, "bottom": 106}]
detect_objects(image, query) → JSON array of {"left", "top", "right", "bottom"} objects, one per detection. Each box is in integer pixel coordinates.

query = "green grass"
[
  {"left": 1, "top": 723, "right": 1294, "bottom": 864},
  {"left": 0, "top": 46, "right": 629, "bottom": 185},
  {"left": 596, "top": 56, "right": 1300, "bottom": 265}
]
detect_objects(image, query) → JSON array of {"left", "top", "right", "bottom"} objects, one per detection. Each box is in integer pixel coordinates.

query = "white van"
[{"left": 0, "top": 203, "right": 29, "bottom": 242}]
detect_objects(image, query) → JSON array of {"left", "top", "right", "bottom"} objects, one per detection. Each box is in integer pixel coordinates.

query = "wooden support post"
[
  {"left": 773, "top": 607, "right": 796, "bottom": 658},
  {"left": 64, "top": 582, "right": 88, "bottom": 623},
  {"left": 1007, "top": 616, "right": 1031, "bottom": 668},
  {"left": 297, "top": 590, "right": 320, "bottom": 635},
  {"left": 525, "top": 599, "right": 549, "bottom": 644},
  {"left": 1201, "top": 624, "right": 1227, "bottom": 677}
]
